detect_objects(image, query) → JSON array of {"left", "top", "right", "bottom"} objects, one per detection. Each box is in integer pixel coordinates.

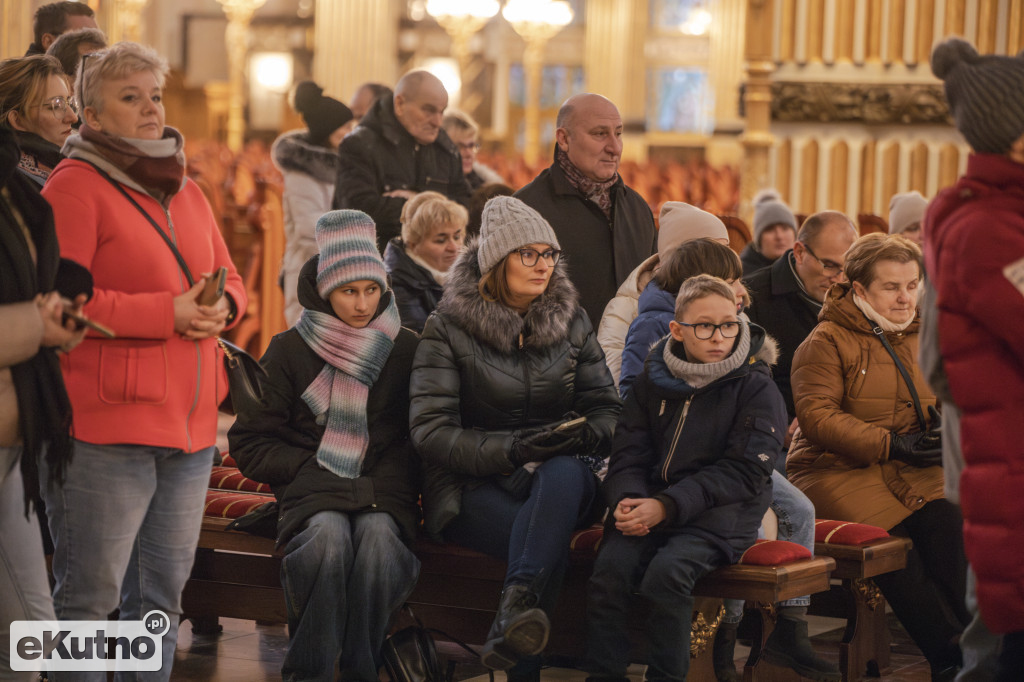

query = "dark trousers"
[
  {"left": 586, "top": 528, "right": 726, "bottom": 682},
  {"left": 874, "top": 499, "right": 969, "bottom": 669}
]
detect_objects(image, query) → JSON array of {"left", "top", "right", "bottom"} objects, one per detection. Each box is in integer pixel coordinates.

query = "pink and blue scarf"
[{"left": 295, "top": 295, "right": 401, "bottom": 478}]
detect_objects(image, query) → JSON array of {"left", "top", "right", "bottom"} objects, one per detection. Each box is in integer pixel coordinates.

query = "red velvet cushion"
[
  {"left": 568, "top": 524, "right": 604, "bottom": 558},
  {"left": 814, "top": 520, "right": 889, "bottom": 545},
  {"left": 220, "top": 453, "right": 237, "bottom": 467},
  {"left": 209, "top": 465, "right": 272, "bottom": 493},
  {"left": 204, "top": 490, "right": 274, "bottom": 519},
  {"left": 738, "top": 539, "right": 813, "bottom": 565}
]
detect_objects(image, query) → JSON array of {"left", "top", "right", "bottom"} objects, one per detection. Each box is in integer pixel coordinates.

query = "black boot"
[
  {"left": 762, "top": 615, "right": 841, "bottom": 682},
  {"left": 712, "top": 622, "right": 740, "bottom": 682},
  {"left": 480, "top": 585, "right": 550, "bottom": 670}
]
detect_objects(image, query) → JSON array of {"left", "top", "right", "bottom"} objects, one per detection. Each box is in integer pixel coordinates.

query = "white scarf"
[{"left": 852, "top": 292, "right": 915, "bottom": 333}]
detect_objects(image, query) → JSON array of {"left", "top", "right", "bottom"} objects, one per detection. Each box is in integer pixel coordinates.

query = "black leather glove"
[
  {"left": 889, "top": 429, "right": 942, "bottom": 468},
  {"left": 926, "top": 404, "right": 941, "bottom": 432},
  {"left": 509, "top": 427, "right": 582, "bottom": 466}
]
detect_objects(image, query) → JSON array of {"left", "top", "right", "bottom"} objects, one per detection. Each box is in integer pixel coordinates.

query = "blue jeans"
[
  {"left": 280, "top": 511, "right": 420, "bottom": 682},
  {"left": 723, "top": 471, "right": 814, "bottom": 623},
  {"left": 1, "top": 446, "right": 56, "bottom": 682},
  {"left": 443, "top": 455, "right": 597, "bottom": 593},
  {"left": 39, "top": 440, "right": 213, "bottom": 682},
  {"left": 586, "top": 529, "right": 726, "bottom": 681}
]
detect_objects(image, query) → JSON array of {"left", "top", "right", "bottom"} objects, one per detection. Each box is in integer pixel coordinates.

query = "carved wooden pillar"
[
  {"left": 313, "top": 0, "right": 398, "bottom": 107},
  {"left": 741, "top": 0, "right": 776, "bottom": 222}
]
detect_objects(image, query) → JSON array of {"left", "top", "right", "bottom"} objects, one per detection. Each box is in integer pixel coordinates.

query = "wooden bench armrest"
[
  {"left": 693, "top": 556, "right": 835, "bottom": 602},
  {"left": 815, "top": 536, "right": 912, "bottom": 579},
  {"left": 198, "top": 516, "right": 280, "bottom": 556}
]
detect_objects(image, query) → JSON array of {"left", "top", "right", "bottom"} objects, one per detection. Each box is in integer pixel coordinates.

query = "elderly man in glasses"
[{"left": 744, "top": 210, "right": 858, "bottom": 426}]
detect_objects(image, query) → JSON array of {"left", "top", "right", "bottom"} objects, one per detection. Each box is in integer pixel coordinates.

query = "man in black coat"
[
  {"left": 744, "top": 210, "right": 858, "bottom": 424},
  {"left": 515, "top": 93, "right": 656, "bottom": 326},
  {"left": 333, "top": 70, "right": 471, "bottom": 251}
]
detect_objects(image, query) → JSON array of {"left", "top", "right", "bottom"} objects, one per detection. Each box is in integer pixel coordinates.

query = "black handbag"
[
  {"left": 216, "top": 336, "right": 267, "bottom": 415},
  {"left": 377, "top": 606, "right": 492, "bottom": 682},
  {"left": 82, "top": 160, "right": 267, "bottom": 415}
]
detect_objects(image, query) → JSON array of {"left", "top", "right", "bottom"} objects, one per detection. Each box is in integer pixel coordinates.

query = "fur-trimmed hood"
[
  {"left": 436, "top": 235, "right": 580, "bottom": 354},
  {"left": 271, "top": 129, "right": 341, "bottom": 185}
]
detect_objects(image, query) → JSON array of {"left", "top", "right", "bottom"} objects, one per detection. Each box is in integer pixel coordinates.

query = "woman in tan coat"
[{"left": 789, "top": 233, "right": 967, "bottom": 682}]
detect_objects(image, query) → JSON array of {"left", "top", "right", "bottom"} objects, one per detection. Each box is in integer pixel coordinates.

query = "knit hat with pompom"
[
  {"left": 931, "top": 38, "right": 1024, "bottom": 154},
  {"left": 294, "top": 81, "right": 354, "bottom": 146},
  {"left": 752, "top": 189, "right": 798, "bottom": 249}
]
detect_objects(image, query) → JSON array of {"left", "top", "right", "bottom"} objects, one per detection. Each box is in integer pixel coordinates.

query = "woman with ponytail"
[{"left": 230, "top": 210, "right": 421, "bottom": 682}]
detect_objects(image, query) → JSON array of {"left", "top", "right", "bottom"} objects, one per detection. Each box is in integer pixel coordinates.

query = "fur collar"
[
  {"left": 271, "top": 129, "right": 340, "bottom": 185},
  {"left": 437, "top": 235, "right": 580, "bottom": 354}
]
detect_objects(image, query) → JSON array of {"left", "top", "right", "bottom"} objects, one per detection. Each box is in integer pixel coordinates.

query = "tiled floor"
[{"left": 169, "top": 613, "right": 937, "bottom": 681}]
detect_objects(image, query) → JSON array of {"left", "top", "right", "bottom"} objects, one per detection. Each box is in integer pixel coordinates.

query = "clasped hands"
[{"left": 614, "top": 498, "right": 667, "bottom": 536}]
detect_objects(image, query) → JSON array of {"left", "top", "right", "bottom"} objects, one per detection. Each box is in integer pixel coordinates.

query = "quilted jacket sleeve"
[{"left": 409, "top": 314, "right": 517, "bottom": 477}]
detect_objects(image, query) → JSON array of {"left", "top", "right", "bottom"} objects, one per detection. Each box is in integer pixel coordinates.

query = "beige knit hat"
[
  {"left": 657, "top": 202, "right": 728, "bottom": 259},
  {"left": 478, "top": 196, "right": 560, "bottom": 274},
  {"left": 888, "top": 191, "right": 929, "bottom": 234}
]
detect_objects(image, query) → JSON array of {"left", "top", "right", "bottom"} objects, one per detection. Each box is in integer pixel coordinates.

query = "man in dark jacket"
[
  {"left": 25, "top": 1, "right": 97, "bottom": 55},
  {"left": 744, "top": 210, "right": 857, "bottom": 422},
  {"left": 516, "top": 93, "right": 656, "bottom": 326},
  {"left": 333, "top": 70, "right": 471, "bottom": 251}
]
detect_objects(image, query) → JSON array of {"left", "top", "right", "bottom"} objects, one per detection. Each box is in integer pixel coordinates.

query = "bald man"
[
  {"left": 334, "top": 70, "right": 470, "bottom": 250},
  {"left": 516, "top": 93, "right": 656, "bottom": 326}
]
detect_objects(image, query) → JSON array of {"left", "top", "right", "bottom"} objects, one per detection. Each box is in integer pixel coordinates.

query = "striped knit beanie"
[
  {"left": 931, "top": 38, "right": 1024, "bottom": 154},
  {"left": 478, "top": 196, "right": 559, "bottom": 274},
  {"left": 315, "top": 210, "right": 387, "bottom": 298}
]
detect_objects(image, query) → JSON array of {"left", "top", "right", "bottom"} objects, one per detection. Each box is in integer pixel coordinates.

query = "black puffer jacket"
[
  {"left": 409, "top": 237, "right": 621, "bottom": 536},
  {"left": 514, "top": 146, "right": 656, "bottom": 326},
  {"left": 383, "top": 236, "right": 443, "bottom": 334},
  {"left": 334, "top": 97, "right": 471, "bottom": 249},
  {"left": 606, "top": 328, "right": 785, "bottom": 560},
  {"left": 228, "top": 257, "right": 421, "bottom": 546}
]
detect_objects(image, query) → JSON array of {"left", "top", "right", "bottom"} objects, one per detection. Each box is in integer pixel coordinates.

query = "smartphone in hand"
[
  {"left": 554, "top": 416, "right": 588, "bottom": 433},
  {"left": 198, "top": 267, "right": 228, "bottom": 306},
  {"left": 62, "top": 308, "right": 115, "bottom": 338}
]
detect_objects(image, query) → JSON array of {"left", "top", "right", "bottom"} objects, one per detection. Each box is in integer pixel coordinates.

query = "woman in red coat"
[{"left": 40, "top": 41, "right": 245, "bottom": 681}]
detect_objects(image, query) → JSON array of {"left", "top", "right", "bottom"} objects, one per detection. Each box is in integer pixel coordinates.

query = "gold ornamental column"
[
  {"left": 0, "top": 0, "right": 32, "bottom": 59},
  {"left": 313, "top": 0, "right": 398, "bottom": 107},
  {"left": 217, "top": 0, "right": 267, "bottom": 152},
  {"left": 99, "top": 0, "right": 150, "bottom": 44},
  {"left": 426, "top": 0, "right": 499, "bottom": 116},
  {"left": 583, "top": 0, "right": 646, "bottom": 161},
  {"left": 740, "top": 0, "right": 775, "bottom": 223},
  {"left": 503, "top": 0, "right": 574, "bottom": 166}
]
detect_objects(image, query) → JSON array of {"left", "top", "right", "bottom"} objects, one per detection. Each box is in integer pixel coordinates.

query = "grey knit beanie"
[
  {"left": 477, "top": 196, "right": 559, "bottom": 274},
  {"left": 753, "top": 189, "right": 797, "bottom": 248},
  {"left": 931, "top": 38, "right": 1024, "bottom": 154},
  {"left": 888, "top": 191, "right": 928, "bottom": 234}
]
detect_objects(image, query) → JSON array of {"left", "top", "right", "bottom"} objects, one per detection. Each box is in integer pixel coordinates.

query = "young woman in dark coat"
[
  {"left": 585, "top": 275, "right": 787, "bottom": 682},
  {"left": 409, "top": 196, "right": 621, "bottom": 680},
  {"left": 229, "top": 210, "right": 420, "bottom": 682}
]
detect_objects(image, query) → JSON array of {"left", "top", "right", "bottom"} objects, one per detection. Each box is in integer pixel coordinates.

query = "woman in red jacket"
[{"left": 40, "top": 41, "right": 245, "bottom": 681}]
